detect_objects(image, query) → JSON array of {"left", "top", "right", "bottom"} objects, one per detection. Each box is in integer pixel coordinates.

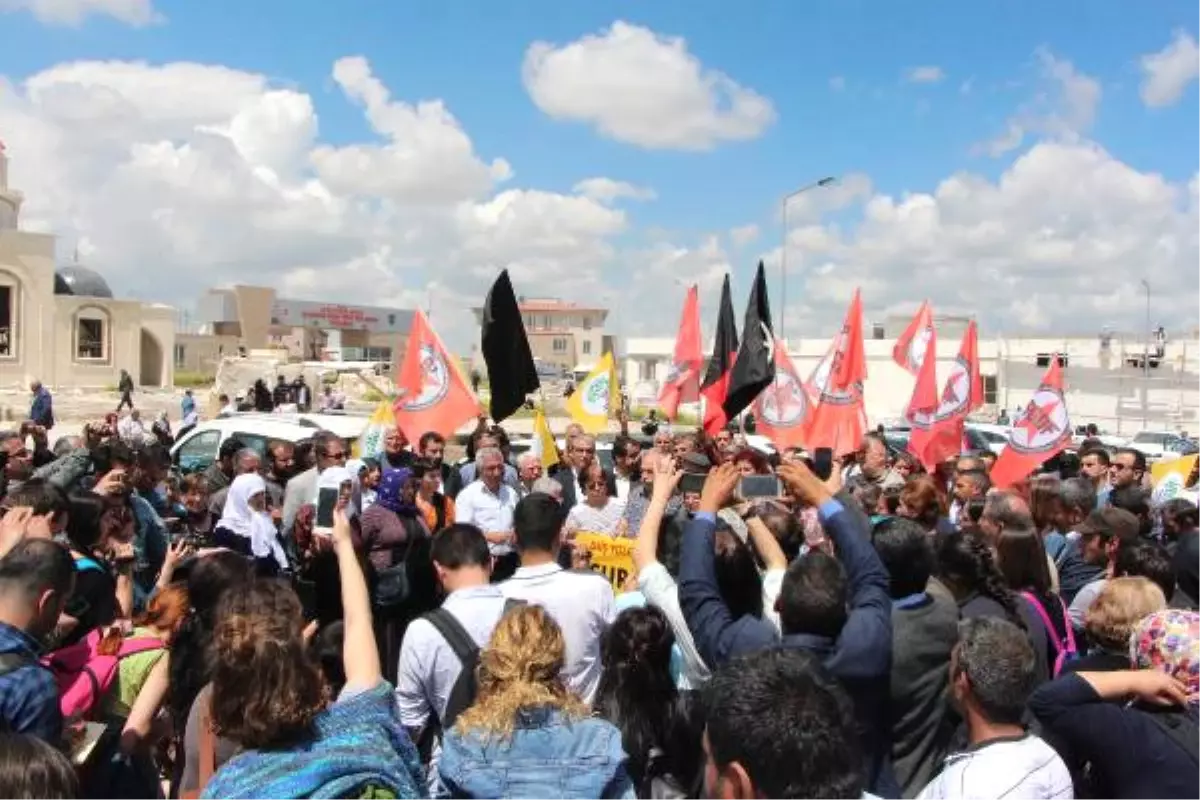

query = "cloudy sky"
[{"left": 0, "top": 0, "right": 1196, "bottom": 352}]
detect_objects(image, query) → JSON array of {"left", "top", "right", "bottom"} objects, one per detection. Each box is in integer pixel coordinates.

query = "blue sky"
[{"left": 1, "top": 0, "right": 1197, "bottom": 349}]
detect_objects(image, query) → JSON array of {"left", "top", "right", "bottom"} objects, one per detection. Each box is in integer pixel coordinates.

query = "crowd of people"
[{"left": 0, "top": 398, "right": 1195, "bottom": 799}]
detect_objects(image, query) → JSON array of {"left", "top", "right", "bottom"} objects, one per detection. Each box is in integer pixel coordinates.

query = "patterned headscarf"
[
  {"left": 376, "top": 468, "right": 418, "bottom": 517},
  {"left": 1130, "top": 609, "right": 1200, "bottom": 701}
]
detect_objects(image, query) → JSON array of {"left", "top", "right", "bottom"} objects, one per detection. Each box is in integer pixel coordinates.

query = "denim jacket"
[{"left": 437, "top": 706, "right": 636, "bottom": 799}]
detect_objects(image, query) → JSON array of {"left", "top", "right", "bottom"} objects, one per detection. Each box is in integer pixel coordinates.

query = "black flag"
[
  {"left": 481, "top": 270, "right": 540, "bottom": 422},
  {"left": 699, "top": 274, "right": 739, "bottom": 435},
  {"left": 723, "top": 261, "right": 775, "bottom": 420}
]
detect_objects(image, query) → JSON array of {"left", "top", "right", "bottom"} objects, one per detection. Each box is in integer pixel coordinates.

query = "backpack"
[
  {"left": 425, "top": 598, "right": 525, "bottom": 731},
  {"left": 43, "top": 628, "right": 164, "bottom": 720},
  {"left": 1020, "top": 590, "right": 1078, "bottom": 677}
]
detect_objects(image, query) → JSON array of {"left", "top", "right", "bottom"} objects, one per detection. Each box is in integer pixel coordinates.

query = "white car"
[
  {"left": 966, "top": 423, "right": 1010, "bottom": 456},
  {"left": 1127, "top": 430, "right": 1194, "bottom": 463},
  {"left": 171, "top": 414, "right": 368, "bottom": 475}
]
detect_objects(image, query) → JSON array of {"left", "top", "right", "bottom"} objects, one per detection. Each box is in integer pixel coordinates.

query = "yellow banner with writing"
[
  {"left": 573, "top": 533, "right": 635, "bottom": 593},
  {"left": 1150, "top": 455, "right": 1198, "bottom": 505}
]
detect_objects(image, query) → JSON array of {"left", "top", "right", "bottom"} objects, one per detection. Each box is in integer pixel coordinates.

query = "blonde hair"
[
  {"left": 454, "top": 604, "right": 586, "bottom": 739},
  {"left": 1085, "top": 576, "right": 1167, "bottom": 653}
]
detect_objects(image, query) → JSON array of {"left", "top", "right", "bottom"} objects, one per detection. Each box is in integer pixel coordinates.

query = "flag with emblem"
[
  {"left": 393, "top": 310, "right": 481, "bottom": 442},
  {"left": 565, "top": 351, "right": 618, "bottom": 434},
  {"left": 723, "top": 262, "right": 776, "bottom": 422},
  {"left": 908, "top": 320, "right": 983, "bottom": 470},
  {"left": 658, "top": 284, "right": 703, "bottom": 420},
  {"left": 699, "top": 275, "right": 739, "bottom": 435},
  {"left": 990, "top": 357, "right": 1071, "bottom": 489},
  {"left": 531, "top": 409, "right": 560, "bottom": 470},
  {"left": 902, "top": 304, "right": 940, "bottom": 432},
  {"left": 355, "top": 399, "right": 397, "bottom": 459},
  {"left": 803, "top": 289, "right": 867, "bottom": 455},
  {"left": 753, "top": 339, "right": 809, "bottom": 450},
  {"left": 893, "top": 300, "right": 934, "bottom": 376}
]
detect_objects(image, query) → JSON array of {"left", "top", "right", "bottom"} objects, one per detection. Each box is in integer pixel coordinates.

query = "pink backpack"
[
  {"left": 1020, "top": 591, "right": 1078, "bottom": 677},
  {"left": 42, "top": 628, "right": 164, "bottom": 720}
]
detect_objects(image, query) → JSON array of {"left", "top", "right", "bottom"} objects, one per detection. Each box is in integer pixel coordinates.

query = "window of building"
[
  {"left": 582, "top": 340, "right": 591, "bottom": 355},
  {"left": 387, "top": 314, "right": 395, "bottom": 326},
  {"left": 1035, "top": 353, "right": 1068, "bottom": 368},
  {"left": 871, "top": 323, "right": 886, "bottom": 340},
  {"left": 552, "top": 337, "right": 568, "bottom": 354},
  {"left": 582, "top": 315, "right": 592, "bottom": 331},
  {"left": 0, "top": 278, "right": 16, "bottom": 359},
  {"left": 174, "top": 344, "right": 186, "bottom": 367},
  {"left": 982, "top": 374, "right": 998, "bottom": 405},
  {"left": 75, "top": 309, "right": 108, "bottom": 361}
]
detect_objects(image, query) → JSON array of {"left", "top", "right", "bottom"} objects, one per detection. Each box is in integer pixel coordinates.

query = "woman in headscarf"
[
  {"left": 357, "top": 468, "right": 436, "bottom": 679},
  {"left": 213, "top": 474, "right": 289, "bottom": 576},
  {"left": 151, "top": 410, "right": 173, "bottom": 447}
]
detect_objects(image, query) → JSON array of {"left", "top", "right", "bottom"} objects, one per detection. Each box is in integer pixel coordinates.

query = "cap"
[
  {"left": 679, "top": 451, "right": 712, "bottom": 474},
  {"left": 1076, "top": 507, "right": 1140, "bottom": 541}
]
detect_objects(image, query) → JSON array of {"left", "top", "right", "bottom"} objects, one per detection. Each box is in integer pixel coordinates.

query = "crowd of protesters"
[{"left": 0, "top": 395, "right": 1195, "bottom": 800}]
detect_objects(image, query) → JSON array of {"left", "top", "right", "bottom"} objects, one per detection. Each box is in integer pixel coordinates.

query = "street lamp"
[
  {"left": 780, "top": 176, "right": 837, "bottom": 345},
  {"left": 1141, "top": 279, "right": 1151, "bottom": 429}
]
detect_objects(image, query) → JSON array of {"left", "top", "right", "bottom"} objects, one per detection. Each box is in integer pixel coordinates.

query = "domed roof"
[{"left": 55, "top": 265, "right": 113, "bottom": 299}]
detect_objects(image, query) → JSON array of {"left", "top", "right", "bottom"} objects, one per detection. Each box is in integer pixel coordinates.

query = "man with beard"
[
  {"left": 417, "top": 432, "right": 451, "bottom": 491},
  {"left": 265, "top": 440, "right": 297, "bottom": 500}
]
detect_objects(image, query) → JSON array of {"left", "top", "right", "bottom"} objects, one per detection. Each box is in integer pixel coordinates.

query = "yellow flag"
[
  {"left": 565, "top": 352, "right": 618, "bottom": 433},
  {"left": 531, "top": 410, "right": 560, "bottom": 470},
  {"left": 355, "top": 400, "right": 396, "bottom": 459}
]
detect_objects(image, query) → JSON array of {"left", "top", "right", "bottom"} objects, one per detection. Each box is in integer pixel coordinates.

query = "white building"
[{"left": 623, "top": 316, "right": 1199, "bottom": 436}]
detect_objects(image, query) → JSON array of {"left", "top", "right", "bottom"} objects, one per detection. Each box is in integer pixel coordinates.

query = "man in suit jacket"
[{"left": 551, "top": 433, "right": 616, "bottom": 507}]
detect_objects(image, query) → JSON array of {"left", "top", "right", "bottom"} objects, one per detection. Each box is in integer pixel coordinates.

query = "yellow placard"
[
  {"left": 573, "top": 533, "right": 634, "bottom": 593},
  {"left": 1151, "top": 454, "right": 1197, "bottom": 485}
]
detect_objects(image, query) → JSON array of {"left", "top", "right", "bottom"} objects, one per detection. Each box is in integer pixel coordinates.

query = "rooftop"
[{"left": 515, "top": 297, "right": 607, "bottom": 313}]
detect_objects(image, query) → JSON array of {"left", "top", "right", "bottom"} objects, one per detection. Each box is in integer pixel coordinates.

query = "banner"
[
  {"left": 1151, "top": 455, "right": 1199, "bottom": 505},
  {"left": 564, "top": 352, "right": 618, "bottom": 433},
  {"left": 574, "top": 533, "right": 634, "bottom": 592}
]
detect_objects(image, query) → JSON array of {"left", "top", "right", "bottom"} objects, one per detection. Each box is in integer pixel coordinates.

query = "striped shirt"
[
  {"left": 917, "top": 733, "right": 1073, "bottom": 800},
  {"left": 564, "top": 498, "right": 627, "bottom": 537}
]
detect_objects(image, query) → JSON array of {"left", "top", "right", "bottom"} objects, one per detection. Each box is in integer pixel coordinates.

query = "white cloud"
[
  {"left": 904, "top": 66, "right": 945, "bottom": 84},
  {"left": 0, "top": 0, "right": 160, "bottom": 25},
  {"left": 0, "top": 56, "right": 635, "bottom": 350},
  {"left": 829, "top": 76, "right": 846, "bottom": 92},
  {"left": 761, "top": 140, "right": 1198, "bottom": 337},
  {"left": 1139, "top": 30, "right": 1200, "bottom": 108},
  {"left": 729, "top": 223, "right": 760, "bottom": 246},
  {"left": 977, "top": 48, "right": 1101, "bottom": 157},
  {"left": 522, "top": 21, "right": 775, "bottom": 150},
  {"left": 572, "top": 177, "right": 655, "bottom": 203}
]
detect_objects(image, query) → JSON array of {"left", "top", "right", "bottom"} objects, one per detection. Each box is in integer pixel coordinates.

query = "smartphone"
[
  {"left": 812, "top": 447, "right": 834, "bottom": 482},
  {"left": 679, "top": 472, "right": 706, "bottom": 494},
  {"left": 739, "top": 474, "right": 782, "bottom": 499},
  {"left": 315, "top": 487, "right": 339, "bottom": 532}
]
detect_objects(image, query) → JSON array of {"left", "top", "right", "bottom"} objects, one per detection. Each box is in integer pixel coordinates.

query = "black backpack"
[{"left": 424, "top": 598, "right": 525, "bottom": 732}]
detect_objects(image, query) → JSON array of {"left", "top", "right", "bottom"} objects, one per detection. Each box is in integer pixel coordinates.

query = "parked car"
[
  {"left": 1127, "top": 430, "right": 1193, "bottom": 463},
  {"left": 170, "top": 414, "right": 367, "bottom": 475},
  {"left": 965, "top": 423, "right": 1010, "bottom": 455}
]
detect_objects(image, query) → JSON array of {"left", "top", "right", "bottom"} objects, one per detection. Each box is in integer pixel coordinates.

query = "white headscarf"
[
  {"left": 219, "top": 474, "right": 288, "bottom": 570},
  {"left": 345, "top": 458, "right": 375, "bottom": 512}
]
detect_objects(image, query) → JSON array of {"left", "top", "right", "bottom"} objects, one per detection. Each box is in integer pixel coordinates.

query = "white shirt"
[
  {"left": 614, "top": 474, "right": 632, "bottom": 501},
  {"left": 395, "top": 584, "right": 509, "bottom": 730},
  {"left": 637, "top": 562, "right": 710, "bottom": 689},
  {"left": 917, "top": 734, "right": 1073, "bottom": 800},
  {"left": 455, "top": 480, "right": 519, "bottom": 556},
  {"left": 564, "top": 498, "right": 627, "bottom": 537},
  {"left": 117, "top": 417, "right": 148, "bottom": 444},
  {"left": 500, "top": 562, "right": 616, "bottom": 704}
]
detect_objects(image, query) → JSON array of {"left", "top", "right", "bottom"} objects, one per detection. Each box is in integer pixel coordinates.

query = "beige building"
[
  {"left": 0, "top": 144, "right": 175, "bottom": 389},
  {"left": 472, "top": 297, "right": 617, "bottom": 373},
  {"left": 182, "top": 286, "right": 411, "bottom": 373}
]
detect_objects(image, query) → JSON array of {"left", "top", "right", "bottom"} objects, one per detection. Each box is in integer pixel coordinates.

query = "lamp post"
[
  {"left": 1141, "top": 279, "right": 1151, "bottom": 429},
  {"left": 780, "top": 176, "right": 837, "bottom": 345}
]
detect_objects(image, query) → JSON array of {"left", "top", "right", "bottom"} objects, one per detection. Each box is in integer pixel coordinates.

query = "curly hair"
[
  {"left": 210, "top": 579, "right": 328, "bottom": 750},
  {"left": 454, "top": 604, "right": 586, "bottom": 739},
  {"left": 899, "top": 475, "right": 944, "bottom": 529}
]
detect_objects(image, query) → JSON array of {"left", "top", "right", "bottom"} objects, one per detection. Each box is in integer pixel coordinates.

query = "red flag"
[
  {"left": 908, "top": 320, "right": 983, "bottom": 470},
  {"left": 903, "top": 308, "right": 939, "bottom": 424},
  {"left": 990, "top": 358, "right": 1071, "bottom": 489},
  {"left": 893, "top": 300, "right": 934, "bottom": 375},
  {"left": 700, "top": 275, "right": 739, "bottom": 435},
  {"left": 754, "top": 339, "right": 809, "bottom": 450},
  {"left": 803, "top": 290, "right": 867, "bottom": 455},
  {"left": 393, "top": 310, "right": 481, "bottom": 442},
  {"left": 658, "top": 285, "right": 703, "bottom": 420}
]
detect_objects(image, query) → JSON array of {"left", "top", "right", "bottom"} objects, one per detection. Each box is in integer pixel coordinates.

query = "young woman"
[
  {"left": 594, "top": 607, "right": 704, "bottom": 798},
  {"left": 414, "top": 458, "right": 455, "bottom": 534},
  {"left": 200, "top": 507, "right": 423, "bottom": 799},
  {"left": 995, "top": 526, "right": 1074, "bottom": 676},
  {"left": 58, "top": 493, "right": 135, "bottom": 647},
  {"left": 438, "top": 604, "right": 636, "bottom": 799}
]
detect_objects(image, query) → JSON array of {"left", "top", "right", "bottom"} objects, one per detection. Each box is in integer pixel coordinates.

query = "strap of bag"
[
  {"left": 424, "top": 609, "right": 478, "bottom": 666},
  {"left": 116, "top": 637, "right": 166, "bottom": 659},
  {"left": 74, "top": 556, "right": 104, "bottom": 573},
  {"left": 1020, "top": 590, "right": 1073, "bottom": 655},
  {"left": 0, "top": 651, "right": 33, "bottom": 679}
]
